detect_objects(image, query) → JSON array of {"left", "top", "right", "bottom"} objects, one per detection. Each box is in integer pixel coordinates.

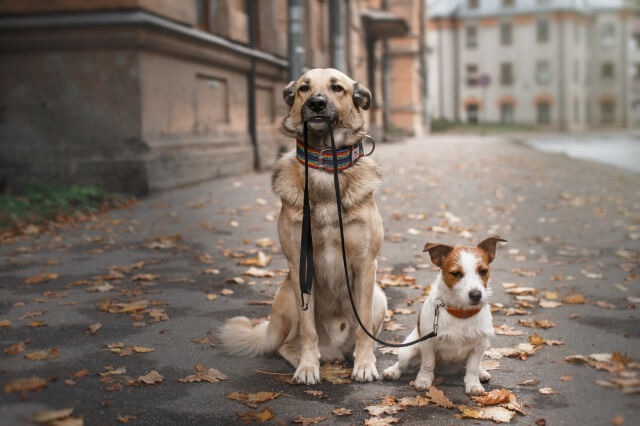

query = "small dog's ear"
[
  {"left": 283, "top": 81, "right": 296, "bottom": 107},
  {"left": 477, "top": 235, "right": 507, "bottom": 263},
  {"left": 352, "top": 82, "right": 371, "bottom": 110},
  {"left": 423, "top": 243, "right": 454, "bottom": 268}
]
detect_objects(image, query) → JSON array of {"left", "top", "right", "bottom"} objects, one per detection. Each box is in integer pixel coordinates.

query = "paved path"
[{"left": 1, "top": 134, "right": 639, "bottom": 425}]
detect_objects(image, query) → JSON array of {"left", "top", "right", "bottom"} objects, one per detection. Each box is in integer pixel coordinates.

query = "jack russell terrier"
[{"left": 383, "top": 235, "right": 506, "bottom": 395}]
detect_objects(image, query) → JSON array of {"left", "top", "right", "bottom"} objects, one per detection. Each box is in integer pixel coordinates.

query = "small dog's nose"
[
  {"left": 469, "top": 289, "right": 482, "bottom": 303},
  {"left": 307, "top": 95, "right": 327, "bottom": 113}
]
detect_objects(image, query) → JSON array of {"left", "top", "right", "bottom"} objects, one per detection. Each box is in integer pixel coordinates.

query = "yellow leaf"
[
  {"left": 563, "top": 293, "right": 585, "bottom": 304},
  {"left": 5, "top": 341, "right": 26, "bottom": 355},
  {"left": 206, "top": 293, "right": 218, "bottom": 301},
  {"left": 471, "top": 388, "right": 513, "bottom": 406},
  {"left": 25, "top": 348, "right": 60, "bottom": 361},
  {"left": 226, "top": 391, "right": 282, "bottom": 408},
  {"left": 529, "top": 333, "right": 547, "bottom": 346},
  {"left": 25, "top": 272, "right": 59, "bottom": 285},
  {"left": 236, "top": 407, "right": 276, "bottom": 423},
  {"left": 0, "top": 319, "right": 12, "bottom": 327},
  {"left": 4, "top": 376, "right": 48, "bottom": 393}
]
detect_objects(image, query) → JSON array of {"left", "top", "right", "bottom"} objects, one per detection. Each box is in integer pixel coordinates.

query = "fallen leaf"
[
  {"left": 426, "top": 386, "right": 456, "bottom": 408},
  {"left": 320, "top": 363, "right": 352, "bottom": 384},
  {"left": 5, "top": 341, "right": 26, "bottom": 355},
  {"left": 131, "top": 274, "right": 159, "bottom": 282},
  {"left": 292, "top": 415, "right": 326, "bottom": 425},
  {"left": 494, "top": 324, "right": 525, "bottom": 336},
  {"left": 137, "top": 370, "right": 164, "bottom": 385},
  {"left": 178, "top": 364, "right": 228, "bottom": 383},
  {"left": 25, "top": 273, "right": 59, "bottom": 285},
  {"left": 206, "top": 293, "right": 218, "bottom": 301},
  {"left": 236, "top": 407, "right": 275, "bottom": 423},
  {"left": 0, "top": 319, "right": 11, "bottom": 327},
  {"left": 73, "top": 369, "right": 90, "bottom": 378},
  {"left": 471, "top": 388, "right": 512, "bottom": 406},
  {"left": 363, "top": 404, "right": 403, "bottom": 416},
  {"left": 4, "top": 376, "right": 48, "bottom": 393},
  {"left": 25, "top": 348, "right": 60, "bottom": 361},
  {"left": 255, "top": 237, "right": 274, "bottom": 247},
  {"left": 457, "top": 405, "right": 516, "bottom": 423},
  {"left": 220, "top": 289, "right": 234, "bottom": 296},
  {"left": 379, "top": 274, "right": 417, "bottom": 288},
  {"left": 117, "top": 415, "right": 137, "bottom": 423},
  {"left": 364, "top": 417, "right": 401, "bottom": 425},
  {"left": 238, "top": 251, "right": 272, "bottom": 268},
  {"left": 539, "top": 299, "right": 562, "bottom": 308},
  {"left": 519, "top": 379, "right": 540, "bottom": 386},
  {"left": 563, "top": 293, "right": 585, "bottom": 304},
  {"left": 518, "top": 318, "right": 556, "bottom": 329},
  {"left": 243, "top": 267, "right": 275, "bottom": 278},
  {"left": 226, "top": 392, "right": 282, "bottom": 408},
  {"left": 28, "top": 321, "right": 47, "bottom": 328},
  {"left": 191, "top": 337, "right": 215, "bottom": 346},
  {"left": 332, "top": 407, "right": 353, "bottom": 416},
  {"left": 304, "top": 390, "right": 325, "bottom": 397},
  {"left": 538, "top": 387, "right": 556, "bottom": 395},
  {"left": 561, "top": 375, "right": 573, "bottom": 382},
  {"left": 88, "top": 323, "right": 102, "bottom": 334},
  {"left": 397, "top": 395, "right": 430, "bottom": 407},
  {"left": 32, "top": 408, "right": 74, "bottom": 424}
]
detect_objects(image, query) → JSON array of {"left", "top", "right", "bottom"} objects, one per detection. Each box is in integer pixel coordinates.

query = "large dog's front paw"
[
  {"left": 464, "top": 376, "right": 485, "bottom": 395},
  {"left": 293, "top": 362, "right": 321, "bottom": 385},
  {"left": 352, "top": 360, "right": 379, "bottom": 382},
  {"left": 382, "top": 364, "right": 402, "bottom": 381},
  {"left": 413, "top": 371, "right": 434, "bottom": 391}
]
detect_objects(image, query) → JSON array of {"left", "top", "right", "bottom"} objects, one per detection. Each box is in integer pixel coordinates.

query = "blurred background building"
[
  {"left": 0, "top": 0, "right": 427, "bottom": 195},
  {"left": 428, "top": 0, "right": 640, "bottom": 130}
]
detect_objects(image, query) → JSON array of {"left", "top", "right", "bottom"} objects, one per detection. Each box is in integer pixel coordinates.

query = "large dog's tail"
[{"left": 219, "top": 316, "right": 277, "bottom": 357}]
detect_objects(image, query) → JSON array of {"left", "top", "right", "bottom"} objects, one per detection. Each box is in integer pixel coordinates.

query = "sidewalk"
[{"left": 1, "top": 134, "right": 639, "bottom": 425}]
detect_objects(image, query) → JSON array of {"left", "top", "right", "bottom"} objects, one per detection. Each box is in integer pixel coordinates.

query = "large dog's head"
[{"left": 280, "top": 68, "right": 371, "bottom": 148}]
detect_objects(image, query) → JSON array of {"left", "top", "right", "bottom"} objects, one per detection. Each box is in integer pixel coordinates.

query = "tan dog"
[{"left": 220, "top": 68, "right": 387, "bottom": 384}]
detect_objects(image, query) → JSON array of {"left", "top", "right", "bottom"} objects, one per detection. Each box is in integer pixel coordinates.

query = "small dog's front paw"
[
  {"left": 293, "top": 363, "right": 320, "bottom": 385},
  {"left": 465, "top": 380, "right": 485, "bottom": 395},
  {"left": 413, "top": 371, "right": 434, "bottom": 391},
  {"left": 352, "top": 360, "right": 379, "bottom": 382},
  {"left": 382, "top": 365, "right": 401, "bottom": 381},
  {"left": 479, "top": 369, "right": 491, "bottom": 383}
]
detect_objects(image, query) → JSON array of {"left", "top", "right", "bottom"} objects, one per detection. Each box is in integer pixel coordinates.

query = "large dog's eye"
[
  {"left": 450, "top": 270, "right": 464, "bottom": 279},
  {"left": 298, "top": 84, "right": 310, "bottom": 93},
  {"left": 331, "top": 84, "right": 344, "bottom": 93}
]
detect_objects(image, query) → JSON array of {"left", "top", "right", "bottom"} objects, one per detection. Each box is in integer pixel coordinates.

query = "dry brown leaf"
[
  {"left": 426, "top": 386, "right": 456, "bottom": 408},
  {"left": 332, "top": 407, "right": 353, "bottom": 416},
  {"left": 363, "top": 404, "right": 403, "bottom": 416},
  {"left": 292, "top": 415, "right": 326, "bottom": 425},
  {"left": 227, "top": 391, "right": 283, "bottom": 408},
  {"left": 457, "top": 405, "right": 516, "bottom": 423},
  {"left": 563, "top": 293, "right": 585, "bottom": 304},
  {"left": 236, "top": 407, "right": 275, "bottom": 423},
  {"left": 471, "top": 388, "right": 513, "bottom": 406},
  {"left": 0, "top": 319, "right": 12, "bottom": 327},
  {"left": 178, "top": 364, "right": 228, "bottom": 383},
  {"left": 88, "top": 323, "right": 102, "bottom": 334},
  {"left": 494, "top": 324, "right": 525, "bottom": 336},
  {"left": 73, "top": 369, "right": 90, "bottom": 378},
  {"left": 320, "top": 363, "right": 352, "bottom": 384},
  {"left": 238, "top": 251, "right": 272, "bottom": 268},
  {"left": 539, "top": 299, "right": 563, "bottom": 308},
  {"left": 364, "top": 417, "right": 401, "bottom": 426},
  {"left": 25, "top": 348, "right": 59, "bottom": 361},
  {"left": 131, "top": 273, "right": 159, "bottom": 282},
  {"left": 304, "top": 390, "right": 325, "bottom": 397},
  {"left": 4, "top": 376, "right": 48, "bottom": 393},
  {"left": 397, "top": 395, "right": 430, "bottom": 407},
  {"left": 518, "top": 318, "right": 556, "bottom": 329},
  {"left": 29, "top": 321, "right": 47, "bottom": 327},
  {"left": 191, "top": 337, "right": 215, "bottom": 346},
  {"left": 539, "top": 387, "right": 556, "bottom": 395},
  {"left": 144, "top": 234, "right": 181, "bottom": 250},
  {"left": 5, "top": 341, "right": 26, "bottom": 355},
  {"left": 243, "top": 267, "right": 275, "bottom": 278},
  {"left": 379, "top": 274, "right": 416, "bottom": 288},
  {"left": 137, "top": 370, "right": 164, "bottom": 385},
  {"left": 117, "top": 415, "right": 137, "bottom": 423},
  {"left": 384, "top": 321, "right": 406, "bottom": 332},
  {"left": 25, "top": 272, "right": 59, "bottom": 285},
  {"left": 206, "top": 293, "right": 218, "bottom": 301},
  {"left": 32, "top": 408, "right": 74, "bottom": 424}
]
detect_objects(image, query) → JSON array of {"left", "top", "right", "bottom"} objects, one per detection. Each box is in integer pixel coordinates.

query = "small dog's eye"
[
  {"left": 331, "top": 84, "right": 344, "bottom": 93},
  {"left": 299, "top": 85, "right": 310, "bottom": 93},
  {"left": 450, "top": 271, "right": 464, "bottom": 279},
  {"left": 478, "top": 268, "right": 488, "bottom": 277}
]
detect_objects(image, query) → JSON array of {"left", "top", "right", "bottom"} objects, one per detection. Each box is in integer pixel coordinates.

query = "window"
[
  {"left": 466, "top": 64, "right": 479, "bottom": 87},
  {"left": 601, "top": 101, "right": 615, "bottom": 124},
  {"left": 633, "top": 33, "right": 640, "bottom": 50},
  {"left": 466, "top": 25, "right": 477, "bottom": 48},
  {"left": 466, "top": 104, "right": 479, "bottom": 123},
  {"left": 502, "top": 0, "right": 515, "bottom": 7},
  {"left": 468, "top": 0, "right": 479, "bottom": 9},
  {"left": 501, "top": 104, "right": 514, "bottom": 124},
  {"left": 537, "top": 18, "right": 549, "bottom": 43},
  {"left": 500, "top": 22, "right": 513, "bottom": 46},
  {"left": 601, "top": 62, "right": 615, "bottom": 80},
  {"left": 536, "top": 60, "right": 551, "bottom": 85},
  {"left": 500, "top": 63, "right": 514, "bottom": 86},
  {"left": 633, "top": 64, "right": 640, "bottom": 81},
  {"left": 537, "top": 102, "right": 551, "bottom": 124},
  {"left": 600, "top": 23, "right": 615, "bottom": 46}
]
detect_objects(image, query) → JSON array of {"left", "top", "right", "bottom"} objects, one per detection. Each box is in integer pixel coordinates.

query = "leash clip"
[
  {"left": 301, "top": 292, "right": 310, "bottom": 311},
  {"left": 432, "top": 299, "right": 446, "bottom": 335},
  {"left": 362, "top": 135, "right": 376, "bottom": 156}
]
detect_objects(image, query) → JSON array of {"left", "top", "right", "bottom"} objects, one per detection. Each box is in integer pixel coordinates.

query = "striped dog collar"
[{"left": 296, "top": 140, "right": 364, "bottom": 173}]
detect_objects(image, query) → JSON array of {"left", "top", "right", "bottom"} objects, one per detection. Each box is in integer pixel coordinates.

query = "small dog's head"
[
  {"left": 280, "top": 68, "right": 371, "bottom": 147},
  {"left": 423, "top": 235, "right": 507, "bottom": 308}
]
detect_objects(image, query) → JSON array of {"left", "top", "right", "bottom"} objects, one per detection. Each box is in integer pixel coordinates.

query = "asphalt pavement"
[{"left": 1, "top": 134, "right": 639, "bottom": 425}]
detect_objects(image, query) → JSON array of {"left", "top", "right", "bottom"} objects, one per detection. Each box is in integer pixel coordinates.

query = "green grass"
[{"left": 0, "top": 184, "right": 132, "bottom": 232}]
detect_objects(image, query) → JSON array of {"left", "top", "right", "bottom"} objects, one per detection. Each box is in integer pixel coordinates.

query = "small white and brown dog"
[{"left": 383, "top": 235, "right": 506, "bottom": 395}]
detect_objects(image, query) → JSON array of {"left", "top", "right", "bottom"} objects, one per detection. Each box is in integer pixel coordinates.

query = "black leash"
[{"left": 299, "top": 118, "right": 439, "bottom": 348}]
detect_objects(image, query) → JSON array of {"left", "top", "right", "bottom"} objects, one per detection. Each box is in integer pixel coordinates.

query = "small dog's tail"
[{"left": 219, "top": 316, "right": 276, "bottom": 357}]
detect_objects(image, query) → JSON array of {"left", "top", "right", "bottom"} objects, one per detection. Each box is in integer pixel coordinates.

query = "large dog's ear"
[
  {"left": 423, "top": 242, "right": 454, "bottom": 268},
  {"left": 477, "top": 235, "right": 507, "bottom": 263},
  {"left": 283, "top": 81, "right": 296, "bottom": 107},
  {"left": 352, "top": 82, "right": 371, "bottom": 111}
]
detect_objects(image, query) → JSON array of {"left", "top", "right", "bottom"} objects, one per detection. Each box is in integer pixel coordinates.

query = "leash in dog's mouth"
[{"left": 298, "top": 118, "right": 439, "bottom": 348}]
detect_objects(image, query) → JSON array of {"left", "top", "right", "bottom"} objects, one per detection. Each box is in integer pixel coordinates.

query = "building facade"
[
  {"left": 428, "top": 0, "right": 638, "bottom": 129},
  {"left": 0, "top": 0, "right": 428, "bottom": 195}
]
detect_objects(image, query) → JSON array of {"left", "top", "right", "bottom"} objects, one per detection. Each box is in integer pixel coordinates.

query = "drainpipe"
[
  {"left": 419, "top": 0, "right": 429, "bottom": 131},
  {"left": 381, "top": 0, "right": 390, "bottom": 139},
  {"left": 247, "top": 0, "right": 259, "bottom": 169},
  {"left": 329, "top": 0, "right": 345, "bottom": 71},
  {"left": 288, "top": 0, "right": 305, "bottom": 80}
]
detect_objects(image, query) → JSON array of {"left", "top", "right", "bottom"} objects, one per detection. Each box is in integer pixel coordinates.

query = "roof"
[{"left": 428, "top": 0, "right": 634, "bottom": 19}]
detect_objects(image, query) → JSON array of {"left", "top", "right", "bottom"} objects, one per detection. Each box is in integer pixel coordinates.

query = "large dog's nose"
[
  {"left": 307, "top": 95, "right": 327, "bottom": 113},
  {"left": 469, "top": 289, "right": 482, "bottom": 303}
]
